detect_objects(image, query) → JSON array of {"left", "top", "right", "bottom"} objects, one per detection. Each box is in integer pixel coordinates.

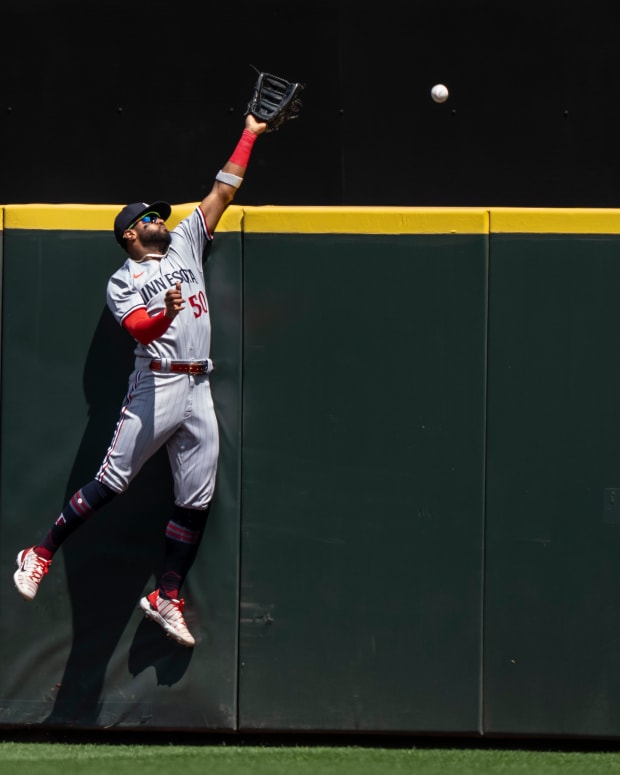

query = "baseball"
[{"left": 431, "top": 84, "right": 449, "bottom": 103}]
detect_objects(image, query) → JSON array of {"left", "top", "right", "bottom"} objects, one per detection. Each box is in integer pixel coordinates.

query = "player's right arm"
[{"left": 122, "top": 283, "right": 184, "bottom": 346}]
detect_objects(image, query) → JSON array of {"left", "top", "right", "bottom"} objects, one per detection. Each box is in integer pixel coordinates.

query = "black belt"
[{"left": 149, "top": 359, "right": 212, "bottom": 375}]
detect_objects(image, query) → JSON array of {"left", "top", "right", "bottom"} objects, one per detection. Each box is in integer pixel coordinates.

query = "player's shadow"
[{"left": 44, "top": 306, "right": 193, "bottom": 727}]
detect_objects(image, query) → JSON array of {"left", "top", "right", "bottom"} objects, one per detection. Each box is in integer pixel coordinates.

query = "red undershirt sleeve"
[{"left": 122, "top": 308, "right": 173, "bottom": 346}]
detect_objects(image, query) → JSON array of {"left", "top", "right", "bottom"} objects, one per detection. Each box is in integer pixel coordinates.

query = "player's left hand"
[
  {"left": 245, "top": 113, "right": 268, "bottom": 136},
  {"left": 164, "top": 282, "right": 185, "bottom": 318}
]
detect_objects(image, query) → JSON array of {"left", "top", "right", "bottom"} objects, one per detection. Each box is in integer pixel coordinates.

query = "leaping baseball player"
[{"left": 12, "top": 107, "right": 272, "bottom": 647}]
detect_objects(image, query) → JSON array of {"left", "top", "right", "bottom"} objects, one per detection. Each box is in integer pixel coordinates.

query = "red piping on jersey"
[
  {"left": 197, "top": 206, "right": 212, "bottom": 239},
  {"left": 97, "top": 371, "right": 142, "bottom": 485}
]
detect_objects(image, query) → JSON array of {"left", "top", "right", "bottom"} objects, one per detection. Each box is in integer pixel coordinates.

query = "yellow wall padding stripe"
[
  {"left": 242, "top": 206, "right": 489, "bottom": 234},
  {"left": 5, "top": 205, "right": 620, "bottom": 235},
  {"left": 0, "top": 203, "right": 244, "bottom": 232},
  {"left": 490, "top": 208, "right": 620, "bottom": 233}
]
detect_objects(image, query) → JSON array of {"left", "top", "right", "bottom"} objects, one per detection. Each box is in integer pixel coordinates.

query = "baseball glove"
[{"left": 245, "top": 70, "right": 304, "bottom": 132}]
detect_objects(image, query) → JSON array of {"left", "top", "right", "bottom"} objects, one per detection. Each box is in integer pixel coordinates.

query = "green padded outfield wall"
[
  {"left": 6, "top": 205, "right": 620, "bottom": 738},
  {"left": 0, "top": 205, "right": 488, "bottom": 734},
  {"left": 237, "top": 207, "right": 488, "bottom": 733},
  {"left": 483, "top": 209, "right": 620, "bottom": 738},
  {"left": 0, "top": 204, "right": 245, "bottom": 730}
]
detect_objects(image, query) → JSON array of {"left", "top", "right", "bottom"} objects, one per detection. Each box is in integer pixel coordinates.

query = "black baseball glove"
[{"left": 245, "top": 70, "right": 304, "bottom": 132}]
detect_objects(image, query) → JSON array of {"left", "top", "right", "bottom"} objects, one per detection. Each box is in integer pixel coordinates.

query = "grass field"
[{"left": 4, "top": 741, "right": 620, "bottom": 775}]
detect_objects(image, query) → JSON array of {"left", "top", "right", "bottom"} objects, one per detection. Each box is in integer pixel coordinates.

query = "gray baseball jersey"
[{"left": 95, "top": 207, "right": 219, "bottom": 509}]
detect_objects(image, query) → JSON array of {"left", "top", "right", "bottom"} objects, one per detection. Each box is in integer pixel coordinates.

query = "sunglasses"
[{"left": 127, "top": 212, "right": 161, "bottom": 230}]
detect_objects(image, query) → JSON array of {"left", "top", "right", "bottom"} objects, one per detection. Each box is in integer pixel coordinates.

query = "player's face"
[{"left": 134, "top": 215, "right": 171, "bottom": 251}]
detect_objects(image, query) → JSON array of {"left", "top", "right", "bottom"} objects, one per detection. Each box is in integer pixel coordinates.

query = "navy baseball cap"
[{"left": 114, "top": 201, "right": 171, "bottom": 247}]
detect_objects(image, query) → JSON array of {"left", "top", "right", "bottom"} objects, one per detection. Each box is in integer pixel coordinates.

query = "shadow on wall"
[{"left": 43, "top": 307, "right": 193, "bottom": 726}]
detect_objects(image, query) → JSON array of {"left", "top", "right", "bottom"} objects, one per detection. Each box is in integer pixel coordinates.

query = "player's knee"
[
  {"left": 82, "top": 479, "right": 118, "bottom": 508},
  {"left": 172, "top": 504, "right": 210, "bottom": 531}
]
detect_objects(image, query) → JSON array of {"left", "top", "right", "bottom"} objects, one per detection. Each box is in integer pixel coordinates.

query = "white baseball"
[{"left": 431, "top": 84, "right": 449, "bottom": 103}]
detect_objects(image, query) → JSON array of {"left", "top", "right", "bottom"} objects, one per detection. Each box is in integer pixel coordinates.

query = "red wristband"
[{"left": 229, "top": 129, "right": 257, "bottom": 168}]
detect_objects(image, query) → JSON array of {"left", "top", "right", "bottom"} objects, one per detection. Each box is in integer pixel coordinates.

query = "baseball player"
[{"left": 13, "top": 112, "right": 268, "bottom": 647}]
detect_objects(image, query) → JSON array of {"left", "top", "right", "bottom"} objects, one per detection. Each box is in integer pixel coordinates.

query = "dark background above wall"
[{"left": 1, "top": 0, "right": 620, "bottom": 208}]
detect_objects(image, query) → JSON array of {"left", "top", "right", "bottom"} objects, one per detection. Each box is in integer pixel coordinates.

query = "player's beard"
[{"left": 142, "top": 229, "right": 172, "bottom": 253}]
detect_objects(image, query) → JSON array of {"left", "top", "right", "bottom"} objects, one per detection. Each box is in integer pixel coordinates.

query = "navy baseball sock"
[
  {"left": 159, "top": 505, "right": 210, "bottom": 599},
  {"left": 36, "top": 479, "right": 117, "bottom": 559}
]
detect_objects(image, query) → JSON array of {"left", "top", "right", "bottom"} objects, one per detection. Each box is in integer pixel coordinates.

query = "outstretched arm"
[{"left": 200, "top": 113, "right": 268, "bottom": 235}]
